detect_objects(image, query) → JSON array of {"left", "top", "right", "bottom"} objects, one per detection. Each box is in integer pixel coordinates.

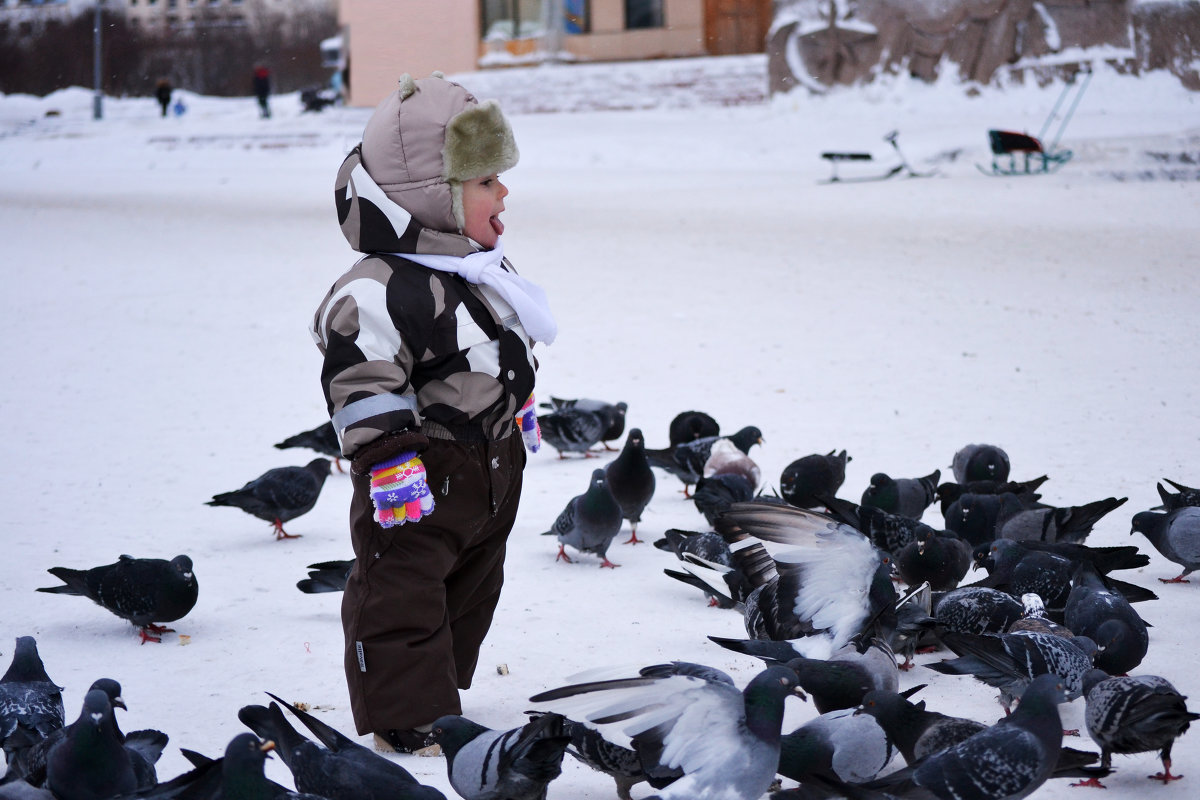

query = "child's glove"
[
  {"left": 369, "top": 452, "right": 435, "bottom": 528},
  {"left": 516, "top": 394, "right": 541, "bottom": 453}
]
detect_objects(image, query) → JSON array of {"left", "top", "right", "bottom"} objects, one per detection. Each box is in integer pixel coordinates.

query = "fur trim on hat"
[{"left": 443, "top": 100, "right": 519, "bottom": 230}]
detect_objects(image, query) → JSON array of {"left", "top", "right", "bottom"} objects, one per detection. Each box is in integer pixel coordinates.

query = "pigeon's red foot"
[
  {"left": 708, "top": 597, "right": 720, "bottom": 607},
  {"left": 1150, "top": 761, "right": 1183, "bottom": 783},
  {"left": 555, "top": 545, "right": 573, "bottom": 564},
  {"left": 681, "top": 487, "right": 693, "bottom": 499},
  {"left": 146, "top": 623, "right": 175, "bottom": 634},
  {"left": 1159, "top": 575, "right": 1191, "bottom": 584},
  {"left": 624, "top": 530, "right": 642, "bottom": 545},
  {"left": 138, "top": 629, "right": 163, "bottom": 645},
  {"left": 897, "top": 658, "right": 915, "bottom": 672},
  {"left": 1070, "top": 777, "right": 1107, "bottom": 788},
  {"left": 334, "top": 459, "right": 346, "bottom": 474},
  {"left": 916, "top": 645, "right": 940, "bottom": 654},
  {"left": 1063, "top": 728, "right": 1080, "bottom": 737},
  {"left": 599, "top": 558, "right": 621, "bottom": 569},
  {"left": 272, "top": 520, "right": 302, "bottom": 540}
]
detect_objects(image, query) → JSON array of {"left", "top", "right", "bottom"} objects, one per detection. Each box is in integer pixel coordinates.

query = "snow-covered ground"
[{"left": 2, "top": 54, "right": 1199, "bottom": 798}]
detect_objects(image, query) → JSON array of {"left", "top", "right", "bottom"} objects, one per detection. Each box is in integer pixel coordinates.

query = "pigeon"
[
  {"left": 654, "top": 528, "right": 733, "bottom": 568},
  {"left": 1081, "top": 669, "right": 1200, "bottom": 785},
  {"left": 691, "top": 473, "right": 755, "bottom": 527},
  {"left": 210, "top": 732, "right": 331, "bottom": 799},
  {"left": 645, "top": 426, "right": 763, "bottom": 497},
  {"left": 529, "top": 662, "right": 804, "bottom": 800},
  {"left": 944, "top": 491, "right": 1029, "bottom": 547},
  {"left": 1064, "top": 561, "right": 1150, "bottom": 675},
  {"left": 777, "top": 706, "right": 896, "bottom": 784},
  {"left": 951, "top": 443, "right": 1012, "bottom": 485},
  {"left": 532, "top": 713, "right": 679, "bottom": 800},
  {"left": 702, "top": 438, "right": 761, "bottom": 487},
  {"left": 0, "top": 637, "right": 64, "bottom": 776},
  {"left": 45, "top": 689, "right": 136, "bottom": 800},
  {"left": 1006, "top": 593, "right": 1075, "bottom": 639},
  {"left": 995, "top": 496, "right": 1128, "bottom": 545},
  {"left": 430, "top": 711, "right": 571, "bottom": 800},
  {"left": 1131, "top": 506, "right": 1200, "bottom": 583},
  {"left": 37, "top": 554, "right": 198, "bottom": 643},
  {"left": 274, "top": 421, "right": 344, "bottom": 472},
  {"left": 860, "top": 470, "right": 940, "bottom": 520},
  {"left": 1154, "top": 478, "right": 1200, "bottom": 511},
  {"left": 543, "top": 468, "right": 624, "bottom": 568},
  {"left": 931, "top": 586, "right": 1025, "bottom": 636},
  {"left": 206, "top": 458, "right": 332, "bottom": 539},
  {"left": 936, "top": 474, "right": 1049, "bottom": 518},
  {"left": 296, "top": 559, "right": 354, "bottom": 594},
  {"left": 779, "top": 450, "right": 850, "bottom": 510},
  {"left": 536, "top": 407, "right": 607, "bottom": 458},
  {"left": 893, "top": 525, "right": 973, "bottom": 591},
  {"left": 860, "top": 673, "right": 1072, "bottom": 800},
  {"left": 926, "top": 629, "right": 1098, "bottom": 711},
  {"left": 857, "top": 687, "right": 988, "bottom": 765},
  {"left": 667, "top": 410, "right": 720, "bottom": 446},
  {"left": 604, "top": 428, "right": 656, "bottom": 544},
  {"left": 541, "top": 397, "right": 627, "bottom": 450},
  {"left": 662, "top": 560, "right": 754, "bottom": 611},
  {"left": 238, "top": 694, "right": 445, "bottom": 800}
]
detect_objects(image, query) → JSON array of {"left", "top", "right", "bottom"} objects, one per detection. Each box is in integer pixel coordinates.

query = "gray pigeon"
[
  {"left": 274, "top": 421, "right": 344, "bottom": 472},
  {"left": 951, "top": 443, "right": 1011, "bottom": 484},
  {"left": 37, "top": 555, "right": 198, "bottom": 643},
  {"left": 543, "top": 468, "right": 623, "bottom": 568},
  {"left": 537, "top": 407, "right": 607, "bottom": 458},
  {"left": 0, "top": 637, "right": 64, "bottom": 777},
  {"left": 779, "top": 450, "right": 850, "bottom": 510},
  {"left": 1131, "top": 506, "right": 1200, "bottom": 583},
  {"left": 541, "top": 397, "right": 627, "bottom": 450},
  {"left": 1064, "top": 561, "right": 1149, "bottom": 675},
  {"left": 861, "top": 673, "right": 1072, "bottom": 800},
  {"left": 860, "top": 470, "right": 940, "bottom": 520},
  {"left": 530, "top": 662, "right": 804, "bottom": 800},
  {"left": 926, "top": 629, "right": 1097, "bottom": 711},
  {"left": 931, "top": 586, "right": 1025, "bottom": 636},
  {"left": 777, "top": 706, "right": 896, "bottom": 784},
  {"left": 431, "top": 712, "right": 571, "bottom": 800},
  {"left": 45, "top": 689, "right": 135, "bottom": 800},
  {"left": 1081, "top": 669, "right": 1200, "bottom": 785},
  {"left": 206, "top": 458, "right": 332, "bottom": 539},
  {"left": 604, "top": 428, "right": 655, "bottom": 544},
  {"left": 996, "top": 495, "right": 1128, "bottom": 545}
]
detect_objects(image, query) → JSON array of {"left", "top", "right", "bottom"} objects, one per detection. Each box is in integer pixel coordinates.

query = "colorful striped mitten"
[
  {"left": 369, "top": 451, "right": 435, "bottom": 528},
  {"left": 516, "top": 394, "right": 541, "bottom": 453}
]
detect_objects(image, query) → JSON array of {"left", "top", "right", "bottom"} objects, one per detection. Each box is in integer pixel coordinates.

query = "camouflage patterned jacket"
[{"left": 311, "top": 146, "right": 537, "bottom": 463}]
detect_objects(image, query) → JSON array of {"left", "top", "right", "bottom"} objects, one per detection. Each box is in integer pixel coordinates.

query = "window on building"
[
  {"left": 625, "top": 0, "right": 662, "bottom": 29},
  {"left": 480, "top": 0, "right": 544, "bottom": 40}
]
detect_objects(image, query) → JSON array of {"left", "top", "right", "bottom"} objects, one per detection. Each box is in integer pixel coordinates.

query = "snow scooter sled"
[
  {"left": 978, "top": 67, "right": 1092, "bottom": 176},
  {"left": 819, "top": 130, "right": 936, "bottom": 184}
]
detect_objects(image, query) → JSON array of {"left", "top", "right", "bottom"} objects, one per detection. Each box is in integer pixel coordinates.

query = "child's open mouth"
[{"left": 490, "top": 215, "right": 504, "bottom": 236}]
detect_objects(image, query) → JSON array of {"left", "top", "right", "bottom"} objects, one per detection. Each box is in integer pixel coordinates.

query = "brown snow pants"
[{"left": 342, "top": 434, "right": 525, "bottom": 735}]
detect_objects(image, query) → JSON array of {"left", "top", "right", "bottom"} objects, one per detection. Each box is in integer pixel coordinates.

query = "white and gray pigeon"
[
  {"left": 644, "top": 426, "right": 763, "bottom": 497},
  {"left": 1080, "top": 668, "right": 1200, "bottom": 786},
  {"left": 926, "top": 629, "right": 1098, "bottom": 712},
  {"left": 430, "top": 711, "right": 572, "bottom": 800},
  {"left": 543, "top": 468, "right": 624, "bottom": 568},
  {"left": 1131, "top": 505, "right": 1200, "bottom": 583},
  {"left": 36, "top": 555, "right": 198, "bottom": 643},
  {"left": 860, "top": 673, "right": 1072, "bottom": 800},
  {"left": 206, "top": 458, "right": 332, "bottom": 539},
  {"left": 604, "top": 428, "right": 655, "bottom": 544},
  {"left": 45, "top": 689, "right": 136, "bottom": 800},
  {"left": 529, "top": 662, "right": 804, "bottom": 800},
  {"left": 951, "top": 443, "right": 1012, "bottom": 484},
  {"left": 0, "top": 637, "right": 64, "bottom": 773}
]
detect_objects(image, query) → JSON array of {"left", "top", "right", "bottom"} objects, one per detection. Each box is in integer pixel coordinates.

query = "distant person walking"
[
  {"left": 155, "top": 78, "right": 172, "bottom": 118},
  {"left": 253, "top": 66, "right": 272, "bottom": 119}
]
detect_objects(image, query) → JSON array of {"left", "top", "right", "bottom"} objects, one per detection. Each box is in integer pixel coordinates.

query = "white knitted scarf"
[{"left": 397, "top": 238, "right": 557, "bottom": 345}]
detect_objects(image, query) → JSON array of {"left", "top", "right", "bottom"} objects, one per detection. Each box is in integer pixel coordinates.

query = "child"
[{"left": 311, "top": 73, "right": 555, "bottom": 754}]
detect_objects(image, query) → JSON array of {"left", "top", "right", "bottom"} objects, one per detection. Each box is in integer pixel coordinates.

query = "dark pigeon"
[
  {"left": 861, "top": 674, "right": 1072, "bottom": 800},
  {"left": 0, "top": 637, "right": 64, "bottom": 776},
  {"left": 783, "top": 639, "right": 899, "bottom": 714},
  {"left": 1131, "top": 506, "right": 1200, "bottom": 583},
  {"left": 857, "top": 687, "right": 988, "bottom": 766},
  {"left": 1154, "top": 478, "right": 1200, "bottom": 511},
  {"left": 860, "top": 470, "right": 940, "bottom": 520},
  {"left": 215, "top": 732, "right": 330, "bottom": 799},
  {"left": 644, "top": 426, "right": 763, "bottom": 497},
  {"left": 936, "top": 474, "right": 1049, "bottom": 518},
  {"left": 431, "top": 712, "right": 571, "bottom": 800},
  {"left": 534, "top": 713, "right": 681, "bottom": 800},
  {"left": 206, "top": 458, "right": 332, "bottom": 539},
  {"left": 926, "top": 629, "right": 1097, "bottom": 711},
  {"left": 951, "top": 443, "right": 1012, "bottom": 485},
  {"left": 296, "top": 559, "right": 354, "bottom": 594},
  {"left": 1064, "top": 561, "right": 1150, "bottom": 675},
  {"left": 37, "top": 554, "right": 198, "bottom": 643},
  {"left": 931, "top": 586, "right": 1025, "bottom": 636},
  {"left": 537, "top": 407, "right": 607, "bottom": 458},
  {"left": 691, "top": 473, "right": 755, "bottom": 527},
  {"left": 604, "top": 428, "right": 656, "bottom": 544},
  {"left": 543, "top": 468, "right": 624, "bottom": 568},
  {"left": 662, "top": 560, "right": 754, "bottom": 611},
  {"left": 667, "top": 410, "right": 720, "bottom": 447},
  {"left": 530, "top": 662, "right": 804, "bottom": 800},
  {"left": 944, "top": 491, "right": 1028, "bottom": 547},
  {"left": 1081, "top": 669, "right": 1200, "bottom": 785},
  {"left": 274, "top": 421, "right": 344, "bottom": 473},
  {"left": 893, "top": 525, "right": 972, "bottom": 591},
  {"left": 541, "top": 397, "right": 627, "bottom": 450},
  {"left": 844, "top": 503, "right": 929, "bottom": 556},
  {"left": 779, "top": 450, "right": 850, "bottom": 510},
  {"left": 238, "top": 694, "right": 445, "bottom": 800},
  {"left": 776, "top": 706, "right": 896, "bottom": 784},
  {"left": 996, "top": 495, "right": 1128, "bottom": 545},
  {"left": 45, "top": 689, "right": 136, "bottom": 800}
]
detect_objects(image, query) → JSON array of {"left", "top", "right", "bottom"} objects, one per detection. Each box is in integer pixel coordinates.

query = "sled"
[
  {"left": 978, "top": 67, "right": 1092, "bottom": 176},
  {"left": 820, "top": 130, "right": 936, "bottom": 184}
]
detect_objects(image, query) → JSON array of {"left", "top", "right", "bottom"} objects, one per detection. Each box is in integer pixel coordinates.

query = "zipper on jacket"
[{"left": 440, "top": 476, "right": 450, "bottom": 497}]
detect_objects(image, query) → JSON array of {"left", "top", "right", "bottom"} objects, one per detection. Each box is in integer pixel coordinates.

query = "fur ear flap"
[
  {"left": 442, "top": 100, "right": 519, "bottom": 183},
  {"left": 397, "top": 73, "right": 417, "bottom": 100}
]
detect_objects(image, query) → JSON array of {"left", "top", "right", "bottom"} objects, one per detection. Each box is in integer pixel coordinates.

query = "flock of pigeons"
[{"left": 8, "top": 397, "right": 1200, "bottom": 799}]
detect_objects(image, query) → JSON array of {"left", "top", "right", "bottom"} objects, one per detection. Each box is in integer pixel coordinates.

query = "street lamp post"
[{"left": 92, "top": 0, "right": 102, "bottom": 120}]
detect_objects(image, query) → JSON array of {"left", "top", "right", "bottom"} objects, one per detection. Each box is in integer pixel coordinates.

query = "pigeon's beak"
[
  {"left": 917, "top": 541, "right": 926, "bottom": 555},
  {"left": 260, "top": 739, "right": 276, "bottom": 754},
  {"left": 112, "top": 696, "right": 127, "bottom": 711},
  {"left": 793, "top": 686, "right": 808, "bottom": 701}
]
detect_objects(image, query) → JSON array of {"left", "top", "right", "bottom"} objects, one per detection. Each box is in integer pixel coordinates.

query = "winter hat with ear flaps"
[{"left": 360, "top": 73, "right": 519, "bottom": 234}]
